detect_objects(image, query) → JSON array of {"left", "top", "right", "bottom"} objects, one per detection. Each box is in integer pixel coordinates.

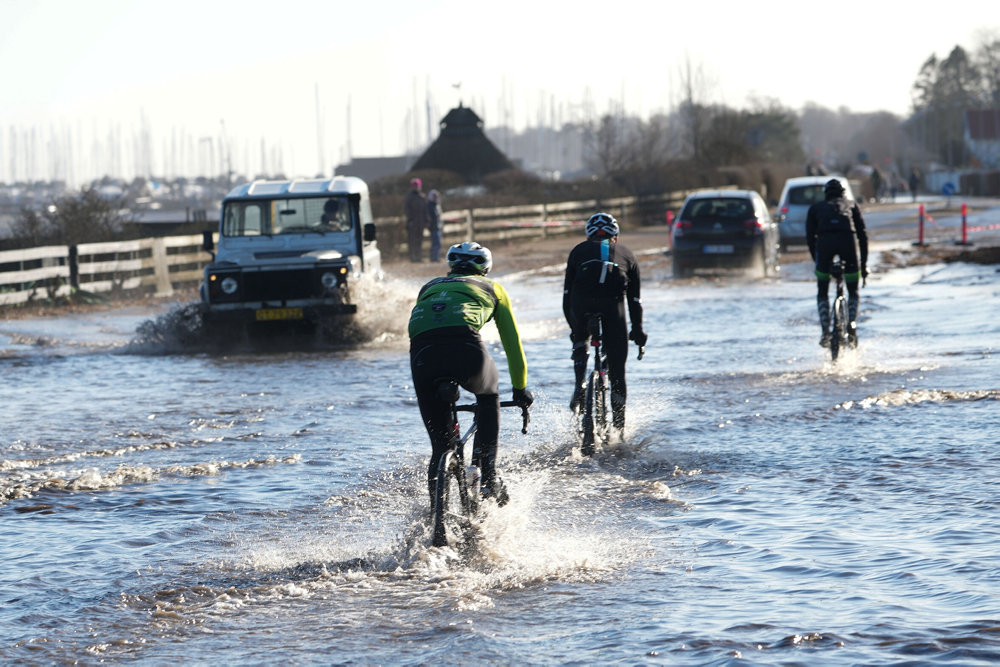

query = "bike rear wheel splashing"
[
  {"left": 429, "top": 380, "right": 529, "bottom": 549},
  {"left": 828, "top": 258, "right": 856, "bottom": 362},
  {"left": 580, "top": 314, "right": 610, "bottom": 456}
]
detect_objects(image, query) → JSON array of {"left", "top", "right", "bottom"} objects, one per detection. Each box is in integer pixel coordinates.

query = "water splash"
[{"left": 125, "top": 277, "right": 419, "bottom": 355}]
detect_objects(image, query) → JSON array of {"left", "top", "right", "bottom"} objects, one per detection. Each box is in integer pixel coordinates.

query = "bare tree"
[
  {"left": 973, "top": 29, "right": 1000, "bottom": 106},
  {"left": 585, "top": 110, "right": 632, "bottom": 181},
  {"left": 11, "top": 186, "right": 131, "bottom": 248},
  {"left": 677, "top": 55, "right": 715, "bottom": 163}
]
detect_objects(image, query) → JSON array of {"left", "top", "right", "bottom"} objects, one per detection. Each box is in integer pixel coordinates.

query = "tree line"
[{"left": 909, "top": 34, "right": 1000, "bottom": 167}]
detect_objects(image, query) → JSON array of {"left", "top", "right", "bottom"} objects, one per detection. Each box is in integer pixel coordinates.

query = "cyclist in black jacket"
[
  {"left": 806, "top": 179, "right": 869, "bottom": 347},
  {"left": 563, "top": 212, "right": 645, "bottom": 433}
]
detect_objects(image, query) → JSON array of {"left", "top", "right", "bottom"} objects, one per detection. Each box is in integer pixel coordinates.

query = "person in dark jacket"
[
  {"left": 426, "top": 189, "right": 442, "bottom": 262},
  {"left": 805, "top": 178, "right": 869, "bottom": 347},
  {"left": 404, "top": 178, "right": 429, "bottom": 262},
  {"left": 563, "top": 212, "right": 645, "bottom": 435}
]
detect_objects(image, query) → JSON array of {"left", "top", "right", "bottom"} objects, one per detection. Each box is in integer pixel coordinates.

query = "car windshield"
[
  {"left": 787, "top": 185, "right": 826, "bottom": 206},
  {"left": 683, "top": 197, "right": 753, "bottom": 220},
  {"left": 222, "top": 196, "right": 353, "bottom": 237}
]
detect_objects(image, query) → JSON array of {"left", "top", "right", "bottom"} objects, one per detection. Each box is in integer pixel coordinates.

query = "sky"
[{"left": 0, "top": 0, "right": 996, "bottom": 184}]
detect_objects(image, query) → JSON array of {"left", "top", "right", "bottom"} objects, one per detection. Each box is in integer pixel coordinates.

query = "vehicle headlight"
[
  {"left": 221, "top": 276, "right": 239, "bottom": 294},
  {"left": 320, "top": 272, "right": 338, "bottom": 289}
]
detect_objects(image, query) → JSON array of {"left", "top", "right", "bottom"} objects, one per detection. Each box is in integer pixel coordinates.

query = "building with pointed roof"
[{"left": 410, "top": 103, "right": 515, "bottom": 183}]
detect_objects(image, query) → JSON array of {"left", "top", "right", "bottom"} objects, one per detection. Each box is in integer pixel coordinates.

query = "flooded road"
[{"left": 2, "top": 221, "right": 999, "bottom": 663}]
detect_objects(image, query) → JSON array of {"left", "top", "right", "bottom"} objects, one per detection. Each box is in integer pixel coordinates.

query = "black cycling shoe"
[
  {"left": 569, "top": 387, "right": 585, "bottom": 414},
  {"left": 480, "top": 477, "right": 509, "bottom": 507},
  {"left": 819, "top": 332, "right": 831, "bottom": 348}
]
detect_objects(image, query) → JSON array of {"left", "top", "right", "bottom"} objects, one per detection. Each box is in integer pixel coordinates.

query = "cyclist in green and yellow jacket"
[{"left": 409, "top": 241, "right": 533, "bottom": 507}]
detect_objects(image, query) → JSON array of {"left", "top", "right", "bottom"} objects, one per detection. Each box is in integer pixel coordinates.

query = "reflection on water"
[{"left": 1, "top": 258, "right": 999, "bottom": 663}]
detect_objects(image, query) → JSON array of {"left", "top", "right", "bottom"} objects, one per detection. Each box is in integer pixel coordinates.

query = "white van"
[
  {"left": 775, "top": 176, "right": 855, "bottom": 249},
  {"left": 200, "top": 176, "right": 381, "bottom": 333}
]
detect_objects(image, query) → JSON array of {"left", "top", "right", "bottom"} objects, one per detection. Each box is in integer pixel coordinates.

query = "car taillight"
[
  {"left": 780, "top": 206, "right": 789, "bottom": 215},
  {"left": 744, "top": 218, "right": 764, "bottom": 233},
  {"left": 673, "top": 220, "right": 692, "bottom": 237}
]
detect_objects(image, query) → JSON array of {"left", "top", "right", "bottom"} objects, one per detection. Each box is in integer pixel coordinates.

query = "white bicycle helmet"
[
  {"left": 447, "top": 241, "right": 493, "bottom": 275},
  {"left": 585, "top": 212, "right": 619, "bottom": 239}
]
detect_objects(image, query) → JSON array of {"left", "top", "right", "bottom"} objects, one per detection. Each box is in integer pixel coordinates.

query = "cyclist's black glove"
[
  {"left": 512, "top": 387, "right": 534, "bottom": 408},
  {"left": 629, "top": 328, "right": 648, "bottom": 347}
]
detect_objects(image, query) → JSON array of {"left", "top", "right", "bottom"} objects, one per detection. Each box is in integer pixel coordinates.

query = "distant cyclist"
[
  {"left": 806, "top": 178, "right": 869, "bottom": 347},
  {"left": 563, "top": 212, "right": 645, "bottom": 433},
  {"left": 409, "top": 241, "right": 533, "bottom": 507}
]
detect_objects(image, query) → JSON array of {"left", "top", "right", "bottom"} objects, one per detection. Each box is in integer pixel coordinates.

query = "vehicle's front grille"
[{"left": 243, "top": 269, "right": 316, "bottom": 301}]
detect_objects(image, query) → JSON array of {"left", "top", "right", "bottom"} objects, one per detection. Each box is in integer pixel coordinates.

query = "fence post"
[
  {"left": 152, "top": 237, "right": 174, "bottom": 296},
  {"left": 68, "top": 245, "right": 79, "bottom": 289},
  {"left": 466, "top": 208, "right": 475, "bottom": 240}
]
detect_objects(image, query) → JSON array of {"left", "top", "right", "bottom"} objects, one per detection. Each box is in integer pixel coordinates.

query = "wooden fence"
[
  {"left": 376, "top": 190, "right": 688, "bottom": 257},
  {"left": 0, "top": 234, "right": 206, "bottom": 306},
  {"left": 0, "top": 189, "right": 689, "bottom": 307}
]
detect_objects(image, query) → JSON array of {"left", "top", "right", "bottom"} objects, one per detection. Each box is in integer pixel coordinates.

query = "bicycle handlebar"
[{"left": 456, "top": 402, "right": 530, "bottom": 434}]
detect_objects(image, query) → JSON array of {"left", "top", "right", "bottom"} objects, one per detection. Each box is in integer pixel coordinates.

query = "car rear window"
[
  {"left": 683, "top": 198, "right": 753, "bottom": 220},
  {"left": 787, "top": 185, "right": 825, "bottom": 206}
]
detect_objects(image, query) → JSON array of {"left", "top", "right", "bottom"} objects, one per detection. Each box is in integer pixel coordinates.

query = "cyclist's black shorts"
[
  {"left": 568, "top": 296, "right": 628, "bottom": 358},
  {"left": 815, "top": 233, "right": 860, "bottom": 279},
  {"left": 410, "top": 326, "right": 498, "bottom": 398},
  {"left": 568, "top": 296, "right": 629, "bottom": 401},
  {"left": 409, "top": 326, "right": 500, "bottom": 463}
]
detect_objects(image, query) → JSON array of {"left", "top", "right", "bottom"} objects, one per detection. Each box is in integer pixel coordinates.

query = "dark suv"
[{"left": 671, "top": 189, "right": 780, "bottom": 278}]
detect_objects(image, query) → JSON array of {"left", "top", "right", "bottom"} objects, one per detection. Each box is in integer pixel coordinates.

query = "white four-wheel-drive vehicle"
[{"left": 200, "top": 176, "right": 381, "bottom": 334}]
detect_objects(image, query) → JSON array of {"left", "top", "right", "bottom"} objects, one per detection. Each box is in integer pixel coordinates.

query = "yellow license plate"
[{"left": 255, "top": 307, "right": 303, "bottom": 321}]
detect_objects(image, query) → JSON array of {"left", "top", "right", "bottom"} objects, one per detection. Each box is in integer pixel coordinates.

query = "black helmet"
[{"left": 824, "top": 179, "right": 845, "bottom": 198}]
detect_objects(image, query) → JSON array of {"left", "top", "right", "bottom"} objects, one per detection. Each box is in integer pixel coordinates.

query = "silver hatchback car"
[{"left": 775, "top": 176, "right": 855, "bottom": 249}]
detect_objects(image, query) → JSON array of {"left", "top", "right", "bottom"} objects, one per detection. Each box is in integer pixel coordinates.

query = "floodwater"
[{"left": 1, "top": 234, "right": 998, "bottom": 664}]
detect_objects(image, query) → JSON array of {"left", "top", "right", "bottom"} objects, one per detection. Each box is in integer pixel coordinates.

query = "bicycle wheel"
[
  {"left": 594, "top": 369, "right": 609, "bottom": 443},
  {"left": 837, "top": 295, "right": 853, "bottom": 350},
  {"left": 830, "top": 295, "right": 846, "bottom": 361},
  {"left": 431, "top": 449, "right": 473, "bottom": 548},
  {"left": 580, "top": 370, "right": 598, "bottom": 456}
]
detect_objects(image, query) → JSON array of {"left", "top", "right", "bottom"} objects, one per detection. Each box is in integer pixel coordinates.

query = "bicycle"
[
  {"left": 578, "top": 314, "right": 644, "bottom": 456},
  {"left": 828, "top": 258, "right": 858, "bottom": 361},
  {"left": 430, "top": 379, "right": 530, "bottom": 549}
]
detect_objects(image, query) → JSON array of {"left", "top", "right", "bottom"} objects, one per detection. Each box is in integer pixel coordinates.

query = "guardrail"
[{"left": 0, "top": 189, "right": 690, "bottom": 306}]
